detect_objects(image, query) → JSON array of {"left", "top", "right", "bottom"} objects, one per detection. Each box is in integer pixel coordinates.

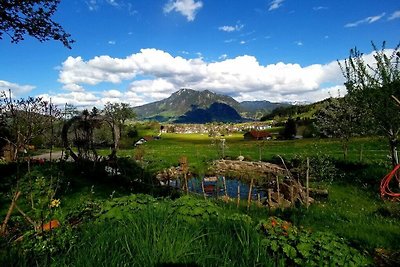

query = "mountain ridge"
[{"left": 133, "top": 88, "right": 291, "bottom": 122}]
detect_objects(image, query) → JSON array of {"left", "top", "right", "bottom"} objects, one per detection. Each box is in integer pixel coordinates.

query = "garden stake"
[
  {"left": 276, "top": 176, "right": 280, "bottom": 205},
  {"left": 290, "top": 185, "right": 294, "bottom": 207},
  {"left": 1, "top": 191, "right": 21, "bottom": 235},
  {"left": 268, "top": 189, "right": 273, "bottom": 208},
  {"left": 223, "top": 176, "right": 228, "bottom": 197},
  {"left": 237, "top": 183, "right": 240, "bottom": 208},
  {"left": 247, "top": 177, "right": 254, "bottom": 210},
  {"left": 201, "top": 179, "right": 206, "bottom": 200}
]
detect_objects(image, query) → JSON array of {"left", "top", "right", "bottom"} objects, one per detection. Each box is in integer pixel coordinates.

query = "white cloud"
[
  {"left": 0, "top": 80, "right": 36, "bottom": 97},
  {"left": 295, "top": 41, "right": 303, "bottom": 46},
  {"left": 56, "top": 48, "right": 396, "bottom": 105},
  {"left": 163, "top": 0, "right": 203, "bottom": 21},
  {"left": 108, "top": 40, "right": 116, "bottom": 45},
  {"left": 268, "top": 0, "right": 284, "bottom": 11},
  {"left": 345, "top": 13, "right": 386, "bottom": 27},
  {"left": 388, "top": 10, "right": 400, "bottom": 21},
  {"left": 38, "top": 91, "right": 100, "bottom": 108},
  {"left": 219, "top": 54, "right": 228, "bottom": 60},
  {"left": 219, "top": 22, "right": 244, "bottom": 32},
  {"left": 103, "top": 89, "right": 123, "bottom": 98},
  {"left": 62, "top": 83, "right": 84, "bottom": 92}
]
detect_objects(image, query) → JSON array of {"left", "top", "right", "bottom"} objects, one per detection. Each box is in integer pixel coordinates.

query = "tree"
[
  {"left": 0, "top": 90, "right": 61, "bottom": 161},
  {"left": 340, "top": 42, "right": 400, "bottom": 166},
  {"left": 315, "top": 96, "right": 365, "bottom": 160},
  {"left": 281, "top": 117, "right": 297, "bottom": 139},
  {"left": 0, "top": 0, "right": 73, "bottom": 48},
  {"left": 103, "top": 102, "right": 135, "bottom": 157},
  {"left": 61, "top": 107, "right": 103, "bottom": 162}
]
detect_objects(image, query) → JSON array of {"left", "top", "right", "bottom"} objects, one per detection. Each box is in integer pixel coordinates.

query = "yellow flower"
[{"left": 50, "top": 199, "right": 61, "bottom": 208}]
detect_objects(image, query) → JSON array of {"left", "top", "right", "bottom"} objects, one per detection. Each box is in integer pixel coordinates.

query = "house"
[{"left": 243, "top": 130, "right": 272, "bottom": 141}]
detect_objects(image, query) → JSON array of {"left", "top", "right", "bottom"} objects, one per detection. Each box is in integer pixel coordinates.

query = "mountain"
[
  {"left": 239, "top": 100, "right": 291, "bottom": 119},
  {"left": 133, "top": 88, "right": 241, "bottom": 121},
  {"left": 175, "top": 102, "right": 243, "bottom": 123},
  {"left": 133, "top": 88, "right": 292, "bottom": 122}
]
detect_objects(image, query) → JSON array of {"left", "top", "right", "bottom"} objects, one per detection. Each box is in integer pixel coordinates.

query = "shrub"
[{"left": 258, "top": 217, "right": 372, "bottom": 266}]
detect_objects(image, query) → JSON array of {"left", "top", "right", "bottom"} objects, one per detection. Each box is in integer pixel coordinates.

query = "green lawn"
[{"left": 113, "top": 134, "right": 389, "bottom": 173}]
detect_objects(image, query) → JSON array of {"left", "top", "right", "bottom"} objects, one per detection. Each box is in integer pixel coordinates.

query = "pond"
[{"left": 167, "top": 177, "right": 268, "bottom": 200}]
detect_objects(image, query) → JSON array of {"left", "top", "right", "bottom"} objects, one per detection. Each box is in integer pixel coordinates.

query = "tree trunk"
[{"left": 389, "top": 138, "right": 399, "bottom": 167}]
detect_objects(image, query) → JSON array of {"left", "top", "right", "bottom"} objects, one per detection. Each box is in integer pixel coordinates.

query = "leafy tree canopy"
[{"left": 0, "top": 0, "right": 73, "bottom": 48}]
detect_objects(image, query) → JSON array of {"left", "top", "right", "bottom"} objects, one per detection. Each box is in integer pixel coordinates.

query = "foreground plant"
[{"left": 259, "top": 216, "right": 372, "bottom": 266}]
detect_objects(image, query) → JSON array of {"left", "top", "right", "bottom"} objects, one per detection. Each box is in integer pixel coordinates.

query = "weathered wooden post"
[
  {"left": 237, "top": 183, "right": 240, "bottom": 208},
  {"left": 290, "top": 185, "right": 294, "bottom": 207},
  {"left": 179, "top": 156, "right": 189, "bottom": 194},
  {"left": 267, "top": 189, "right": 273, "bottom": 208},
  {"left": 247, "top": 177, "right": 254, "bottom": 210},
  {"left": 201, "top": 178, "right": 206, "bottom": 200},
  {"left": 222, "top": 176, "right": 228, "bottom": 197},
  {"left": 276, "top": 176, "right": 280, "bottom": 205}
]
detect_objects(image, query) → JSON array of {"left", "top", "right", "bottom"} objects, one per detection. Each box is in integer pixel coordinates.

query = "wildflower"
[{"left": 50, "top": 199, "right": 61, "bottom": 208}]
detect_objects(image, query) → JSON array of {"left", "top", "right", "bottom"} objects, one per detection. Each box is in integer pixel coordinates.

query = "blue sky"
[{"left": 0, "top": 0, "right": 399, "bottom": 107}]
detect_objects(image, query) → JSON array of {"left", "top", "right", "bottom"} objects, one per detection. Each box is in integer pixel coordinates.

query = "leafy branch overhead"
[{"left": 0, "top": 0, "right": 74, "bottom": 48}]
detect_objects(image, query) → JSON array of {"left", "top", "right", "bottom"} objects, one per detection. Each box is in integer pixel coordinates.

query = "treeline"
[{"left": 260, "top": 99, "right": 329, "bottom": 121}]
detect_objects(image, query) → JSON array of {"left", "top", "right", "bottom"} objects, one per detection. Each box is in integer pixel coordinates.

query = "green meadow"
[{"left": 1, "top": 133, "right": 399, "bottom": 266}]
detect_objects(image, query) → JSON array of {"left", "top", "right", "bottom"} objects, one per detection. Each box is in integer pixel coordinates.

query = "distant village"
[{"left": 160, "top": 122, "right": 272, "bottom": 135}]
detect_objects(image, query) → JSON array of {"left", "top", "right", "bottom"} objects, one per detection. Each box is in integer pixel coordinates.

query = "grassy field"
[
  {"left": 113, "top": 133, "right": 390, "bottom": 173},
  {"left": 1, "top": 134, "right": 399, "bottom": 266}
]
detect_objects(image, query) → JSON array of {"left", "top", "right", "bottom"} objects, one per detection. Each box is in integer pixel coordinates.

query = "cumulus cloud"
[
  {"left": 38, "top": 91, "right": 100, "bottom": 108},
  {"left": 345, "top": 13, "right": 386, "bottom": 27},
  {"left": 163, "top": 0, "right": 203, "bottom": 21},
  {"left": 58, "top": 48, "right": 350, "bottom": 104},
  {"left": 388, "top": 10, "right": 400, "bottom": 21},
  {"left": 268, "top": 0, "right": 284, "bottom": 11},
  {"left": 0, "top": 80, "right": 36, "bottom": 97},
  {"left": 56, "top": 48, "right": 396, "bottom": 105}
]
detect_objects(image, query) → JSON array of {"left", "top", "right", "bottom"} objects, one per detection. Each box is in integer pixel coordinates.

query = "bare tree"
[{"left": 0, "top": 90, "right": 61, "bottom": 161}]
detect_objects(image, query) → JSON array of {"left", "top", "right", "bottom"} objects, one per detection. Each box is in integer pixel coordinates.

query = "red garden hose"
[{"left": 380, "top": 164, "right": 400, "bottom": 200}]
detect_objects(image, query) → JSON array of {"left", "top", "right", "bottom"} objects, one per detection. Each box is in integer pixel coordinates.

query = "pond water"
[{"left": 168, "top": 177, "right": 268, "bottom": 200}]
